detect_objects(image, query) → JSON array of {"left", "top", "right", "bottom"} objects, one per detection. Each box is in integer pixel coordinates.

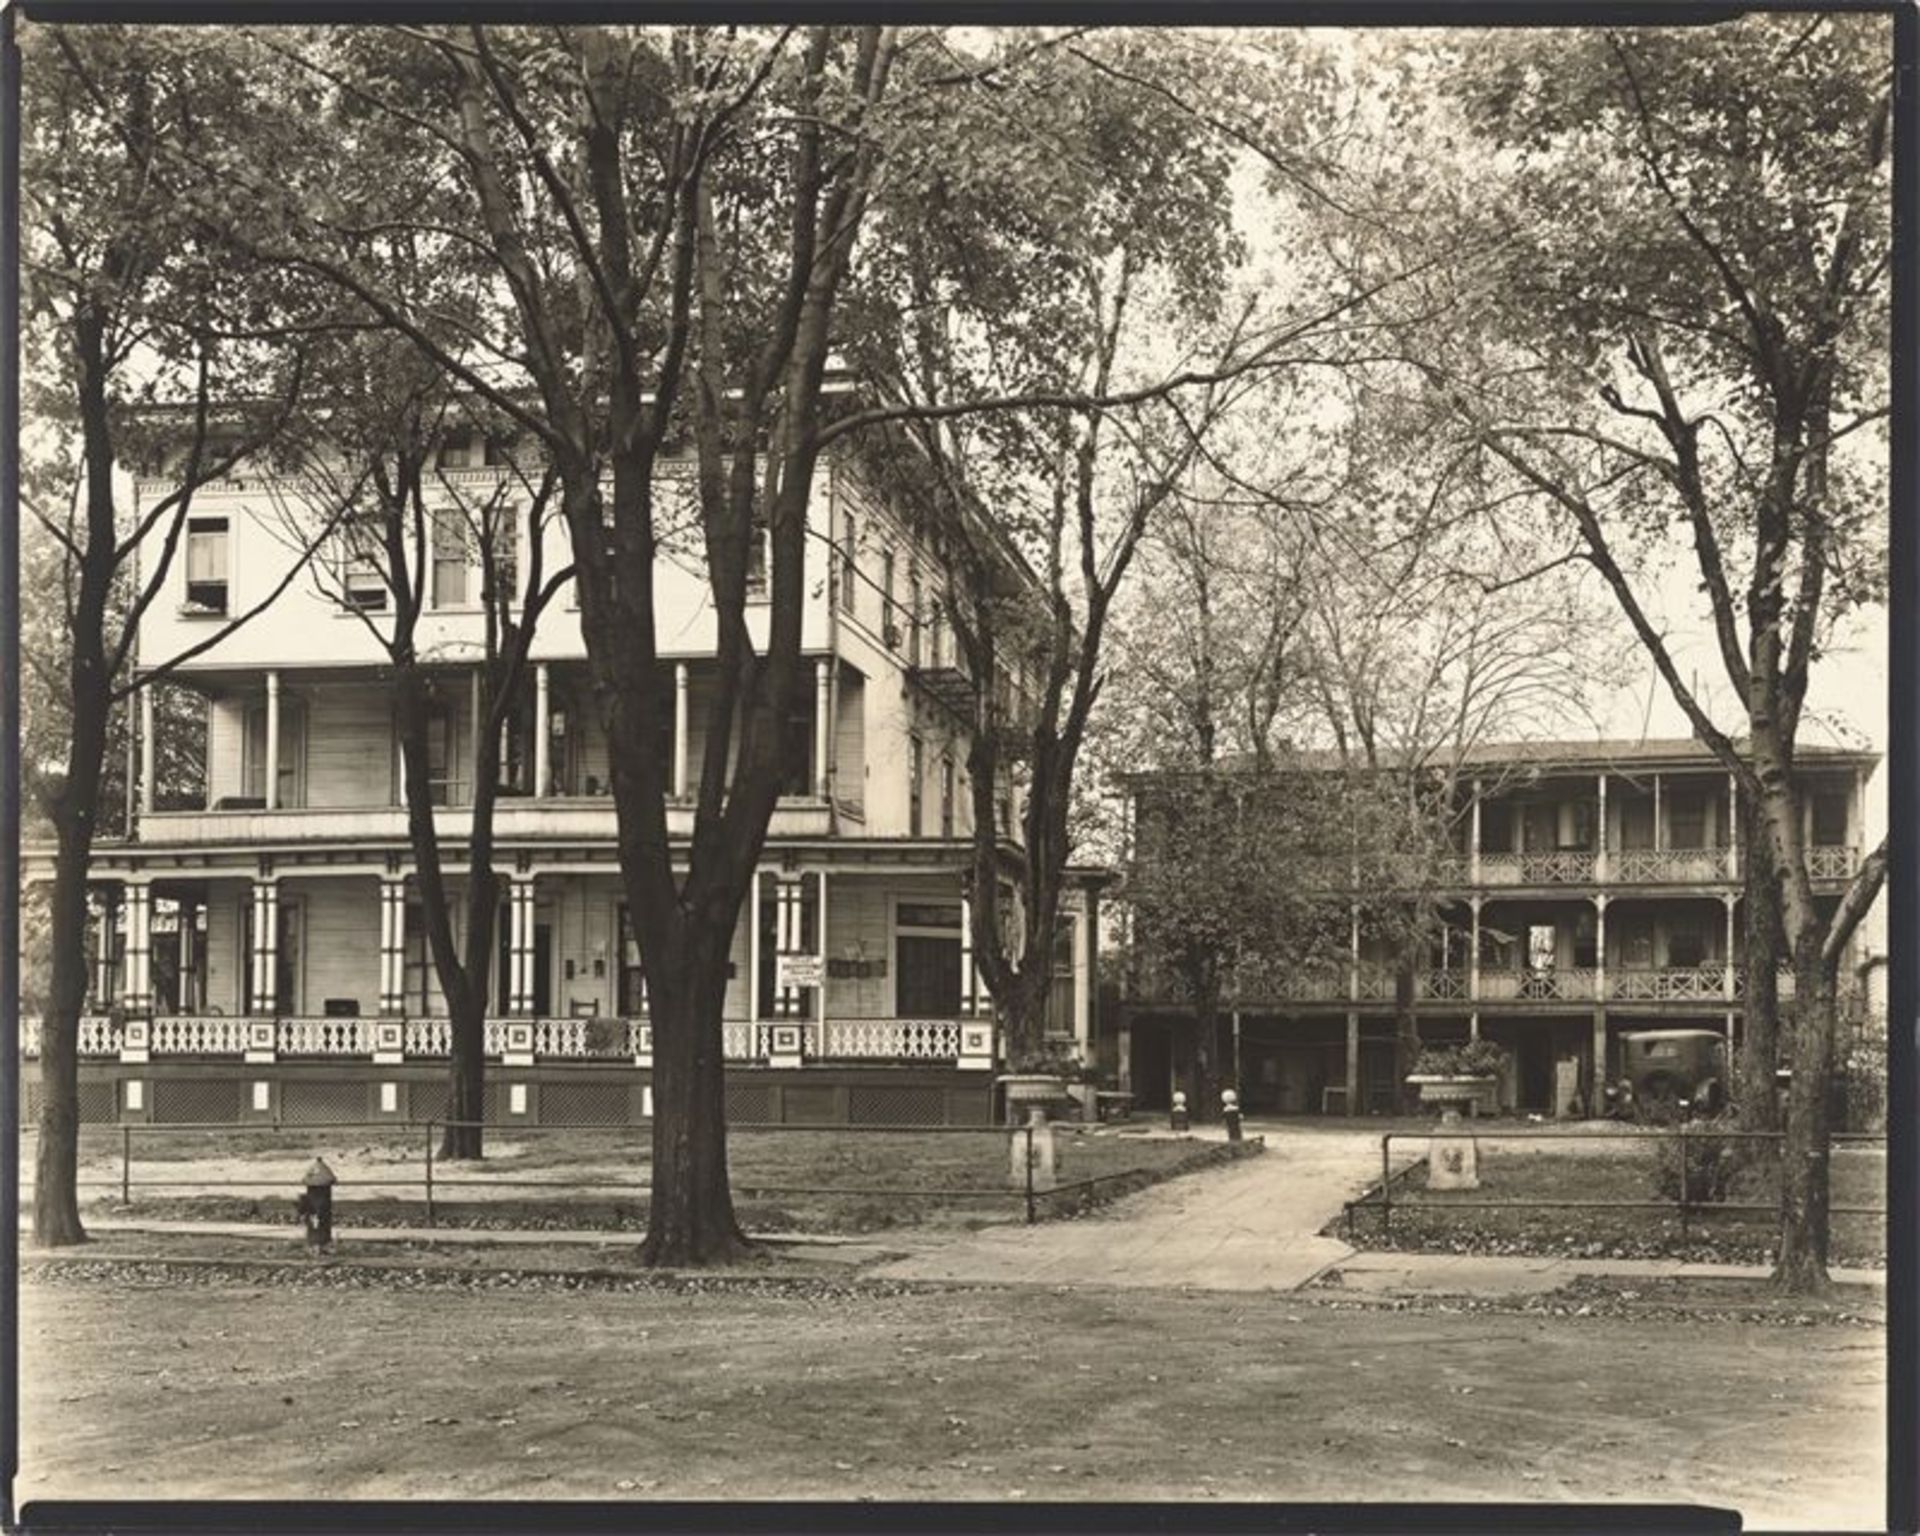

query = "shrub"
[
  {"left": 1411, "top": 1039, "right": 1510, "bottom": 1078},
  {"left": 1837, "top": 1033, "right": 1887, "bottom": 1133},
  {"left": 1648, "top": 1113, "right": 1754, "bottom": 1205}
]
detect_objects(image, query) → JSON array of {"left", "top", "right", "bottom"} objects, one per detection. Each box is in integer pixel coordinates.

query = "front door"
[{"left": 897, "top": 935, "right": 961, "bottom": 1016}]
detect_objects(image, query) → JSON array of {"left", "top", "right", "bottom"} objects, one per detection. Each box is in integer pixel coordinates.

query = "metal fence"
[
  {"left": 30, "top": 1119, "right": 1216, "bottom": 1230},
  {"left": 1344, "top": 1126, "right": 1887, "bottom": 1242}
]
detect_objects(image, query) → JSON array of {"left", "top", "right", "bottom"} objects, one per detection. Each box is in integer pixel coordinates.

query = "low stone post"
[
  {"left": 1221, "top": 1088, "right": 1243, "bottom": 1143},
  {"left": 1169, "top": 1090, "right": 1190, "bottom": 1133},
  {"left": 1426, "top": 1106, "right": 1480, "bottom": 1190}
]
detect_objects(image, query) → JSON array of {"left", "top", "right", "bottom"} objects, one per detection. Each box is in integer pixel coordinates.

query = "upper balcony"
[
  {"left": 1455, "top": 843, "right": 1863, "bottom": 888},
  {"left": 137, "top": 795, "right": 836, "bottom": 849}
]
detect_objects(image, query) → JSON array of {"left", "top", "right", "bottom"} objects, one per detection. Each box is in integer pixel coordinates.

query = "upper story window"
[
  {"left": 839, "top": 513, "right": 858, "bottom": 613},
  {"left": 431, "top": 507, "right": 469, "bottom": 609},
  {"left": 881, "top": 548, "right": 897, "bottom": 644},
  {"left": 939, "top": 754, "right": 955, "bottom": 839},
  {"left": 339, "top": 515, "right": 389, "bottom": 612},
  {"left": 1811, "top": 790, "right": 1849, "bottom": 847},
  {"left": 1669, "top": 790, "right": 1708, "bottom": 850},
  {"left": 908, "top": 568, "right": 924, "bottom": 666},
  {"left": 183, "top": 517, "right": 229, "bottom": 615}
]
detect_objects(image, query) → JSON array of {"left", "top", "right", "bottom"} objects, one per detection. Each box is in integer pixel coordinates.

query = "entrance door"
[
  {"left": 897, "top": 936, "right": 961, "bottom": 1016},
  {"left": 1131, "top": 1022, "right": 1173, "bottom": 1111},
  {"left": 1518, "top": 1032, "right": 1554, "bottom": 1111}
]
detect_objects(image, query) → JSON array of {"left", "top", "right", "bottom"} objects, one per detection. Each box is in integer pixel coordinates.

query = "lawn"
[
  {"left": 33, "top": 1124, "right": 1233, "bottom": 1235},
  {"left": 1333, "top": 1133, "right": 1886, "bottom": 1266},
  {"left": 16, "top": 1259, "right": 1885, "bottom": 1526}
]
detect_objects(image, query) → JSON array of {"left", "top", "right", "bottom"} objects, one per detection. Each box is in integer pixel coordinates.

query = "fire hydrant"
[
  {"left": 296, "top": 1157, "right": 336, "bottom": 1248},
  {"left": 1170, "top": 1090, "right": 1190, "bottom": 1133},
  {"left": 1221, "top": 1088, "right": 1243, "bottom": 1143}
]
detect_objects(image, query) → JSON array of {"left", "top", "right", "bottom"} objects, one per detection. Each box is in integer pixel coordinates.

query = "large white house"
[{"left": 26, "top": 426, "right": 1102, "bottom": 1130}]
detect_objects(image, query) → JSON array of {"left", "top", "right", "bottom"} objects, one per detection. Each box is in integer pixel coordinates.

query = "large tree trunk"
[
  {"left": 1774, "top": 939, "right": 1838, "bottom": 1294},
  {"left": 33, "top": 816, "right": 98, "bottom": 1247},
  {"left": 641, "top": 929, "right": 753, "bottom": 1267},
  {"left": 439, "top": 990, "right": 488, "bottom": 1161},
  {"left": 1738, "top": 814, "right": 1784, "bottom": 1130}
]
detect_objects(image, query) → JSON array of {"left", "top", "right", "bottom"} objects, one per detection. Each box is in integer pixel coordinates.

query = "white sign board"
[{"left": 777, "top": 954, "right": 824, "bottom": 990}]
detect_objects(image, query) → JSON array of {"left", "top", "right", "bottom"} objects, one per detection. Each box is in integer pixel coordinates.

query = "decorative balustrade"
[
  {"left": 1478, "top": 850, "right": 1597, "bottom": 885},
  {"left": 1609, "top": 967, "right": 1731, "bottom": 1002},
  {"left": 1611, "top": 847, "right": 1731, "bottom": 884},
  {"left": 76, "top": 1016, "right": 121, "bottom": 1057},
  {"left": 1478, "top": 968, "right": 1598, "bottom": 1002},
  {"left": 1352, "top": 968, "right": 1396, "bottom": 1002},
  {"left": 819, "top": 1018, "right": 963, "bottom": 1061},
  {"left": 405, "top": 1018, "right": 452, "bottom": 1057},
  {"left": 1807, "top": 845, "right": 1860, "bottom": 881},
  {"left": 1419, "top": 969, "right": 1471, "bottom": 1002},
  {"left": 722, "top": 1020, "right": 761, "bottom": 1061},
  {"left": 150, "top": 1016, "right": 251, "bottom": 1056},
  {"left": 277, "top": 1016, "right": 375, "bottom": 1056},
  {"left": 530, "top": 1016, "right": 633, "bottom": 1059}
]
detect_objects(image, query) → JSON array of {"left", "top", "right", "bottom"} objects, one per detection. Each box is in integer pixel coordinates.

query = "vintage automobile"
[{"left": 1605, "top": 1028, "right": 1728, "bottom": 1120}]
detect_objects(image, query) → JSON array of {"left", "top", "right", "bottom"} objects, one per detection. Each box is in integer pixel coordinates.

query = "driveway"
[{"left": 870, "top": 1121, "right": 1401, "bottom": 1291}]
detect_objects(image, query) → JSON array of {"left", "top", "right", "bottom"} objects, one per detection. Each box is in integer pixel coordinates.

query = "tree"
[
  {"left": 193, "top": 23, "right": 908, "bottom": 1263},
  {"left": 284, "top": 351, "right": 570, "bottom": 1161},
  {"left": 1399, "top": 19, "right": 1890, "bottom": 1290},
  {"left": 846, "top": 33, "right": 1375, "bottom": 1073},
  {"left": 18, "top": 25, "right": 332, "bottom": 1245}
]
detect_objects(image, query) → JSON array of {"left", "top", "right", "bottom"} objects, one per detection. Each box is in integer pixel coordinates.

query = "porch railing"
[
  {"left": 1608, "top": 967, "right": 1730, "bottom": 1003},
  {"left": 1478, "top": 968, "right": 1599, "bottom": 1002},
  {"left": 819, "top": 1017, "right": 963, "bottom": 1061},
  {"left": 1478, "top": 850, "right": 1596, "bottom": 885}
]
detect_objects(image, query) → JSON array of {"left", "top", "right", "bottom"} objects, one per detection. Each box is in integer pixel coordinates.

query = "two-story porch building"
[
  {"left": 24, "top": 433, "right": 1101, "bottom": 1130},
  {"left": 1117, "top": 740, "right": 1876, "bottom": 1117}
]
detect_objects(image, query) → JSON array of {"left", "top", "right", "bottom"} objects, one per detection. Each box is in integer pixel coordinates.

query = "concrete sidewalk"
[
  {"left": 866, "top": 1125, "right": 1398, "bottom": 1291},
  {"left": 1314, "top": 1249, "right": 1886, "bottom": 1297}
]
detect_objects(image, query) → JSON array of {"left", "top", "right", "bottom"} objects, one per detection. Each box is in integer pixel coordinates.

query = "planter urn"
[{"left": 998, "top": 1072, "right": 1068, "bottom": 1125}]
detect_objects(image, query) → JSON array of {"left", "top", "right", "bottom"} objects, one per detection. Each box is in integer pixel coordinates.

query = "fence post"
[
  {"left": 122, "top": 1124, "right": 131, "bottom": 1206},
  {"left": 1381, "top": 1134, "right": 1393, "bottom": 1239},
  {"left": 1677, "top": 1123, "right": 1689, "bottom": 1242},
  {"left": 425, "top": 1120, "right": 436, "bottom": 1230},
  {"left": 1024, "top": 1122, "right": 1035, "bottom": 1225}
]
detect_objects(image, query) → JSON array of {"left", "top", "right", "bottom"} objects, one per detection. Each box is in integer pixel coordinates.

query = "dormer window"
[{"left": 183, "top": 517, "right": 229, "bottom": 614}]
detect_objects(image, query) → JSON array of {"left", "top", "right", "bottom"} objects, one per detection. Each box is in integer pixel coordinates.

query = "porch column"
[
  {"left": 1468, "top": 895, "right": 1482, "bottom": 1003},
  {"left": 249, "top": 880, "right": 280, "bottom": 1016},
  {"left": 673, "top": 663, "right": 690, "bottom": 800},
  {"left": 1347, "top": 901, "right": 1360, "bottom": 1002},
  {"left": 1723, "top": 893, "right": 1738, "bottom": 1001},
  {"left": 1072, "top": 895, "right": 1091, "bottom": 1055},
  {"left": 121, "top": 881, "right": 153, "bottom": 1016},
  {"left": 508, "top": 876, "right": 537, "bottom": 1015},
  {"left": 379, "top": 876, "right": 408, "bottom": 1016},
  {"left": 534, "top": 663, "right": 550, "bottom": 797},
  {"left": 1594, "top": 893, "right": 1608, "bottom": 1010},
  {"left": 1470, "top": 777, "right": 1482, "bottom": 884},
  {"left": 1345, "top": 1010, "right": 1360, "bottom": 1117},
  {"left": 774, "top": 875, "right": 802, "bottom": 1018},
  {"left": 139, "top": 686, "right": 156, "bottom": 816},
  {"left": 814, "top": 659, "right": 831, "bottom": 799},
  {"left": 749, "top": 873, "right": 763, "bottom": 1021},
  {"left": 264, "top": 671, "right": 281, "bottom": 810},
  {"left": 177, "top": 895, "right": 197, "bottom": 1011},
  {"left": 1592, "top": 1007, "right": 1608, "bottom": 1108},
  {"left": 816, "top": 870, "right": 829, "bottom": 1030},
  {"left": 1595, "top": 772, "right": 1608, "bottom": 883},
  {"left": 91, "top": 887, "right": 120, "bottom": 1010},
  {"left": 1727, "top": 771, "right": 1739, "bottom": 880},
  {"left": 1652, "top": 772, "right": 1663, "bottom": 852},
  {"left": 960, "top": 894, "right": 980, "bottom": 1015}
]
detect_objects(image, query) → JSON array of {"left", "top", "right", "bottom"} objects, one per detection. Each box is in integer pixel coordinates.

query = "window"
[
  {"left": 895, "top": 900, "right": 963, "bottom": 1018},
  {"left": 908, "top": 568, "right": 923, "bottom": 665},
  {"left": 1812, "top": 791, "right": 1848, "bottom": 847},
  {"left": 746, "top": 508, "right": 769, "bottom": 600},
  {"left": 1669, "top": 791, "right": 1708, "bottom": 850},
  {"left": 423, "top": 697, "right": 469, "bottom": 806},
  {"left": 1526, "top": 924, "right": 1557, "bottom": 972},
  {"left": 242, "top": 698, "right": 305, "bottom": 807},
  {"left": 780, "top": 696, "right": 813, "bottom": 798},
  {"left": 339, "top": 516, "right": 388, "bottom": 611},
  {"left": 908, "top": 733, "right": 924, "bottom": 837},
  {"left": 939, "top": 755, "right": 955, "bottom": 839},
  {"left": 881, "top": 548, "right": 897, "bottom": 643},
  {"left": 1667, "top": 924, "right": 1707, "bottom": 969},
  {"left": 431, "top": 507, "right": 469, "bottom": 609},
  {"left": 184, "top": 518, "right": 229, "bottom": 613},
  {"left": 839, "top": 513, "right": 858, "bottom": 612},
  {"left": 1049, "top": 909, "right": 1077, "bottom": 1038},
  {"left": 617, "top": 904, "right": 648, "bottom": 1016}
]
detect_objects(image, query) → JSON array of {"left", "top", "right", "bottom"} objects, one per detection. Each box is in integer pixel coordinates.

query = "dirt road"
[{"left": 18, "top": 1269, "right": 1883, "bottom": 1527}]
